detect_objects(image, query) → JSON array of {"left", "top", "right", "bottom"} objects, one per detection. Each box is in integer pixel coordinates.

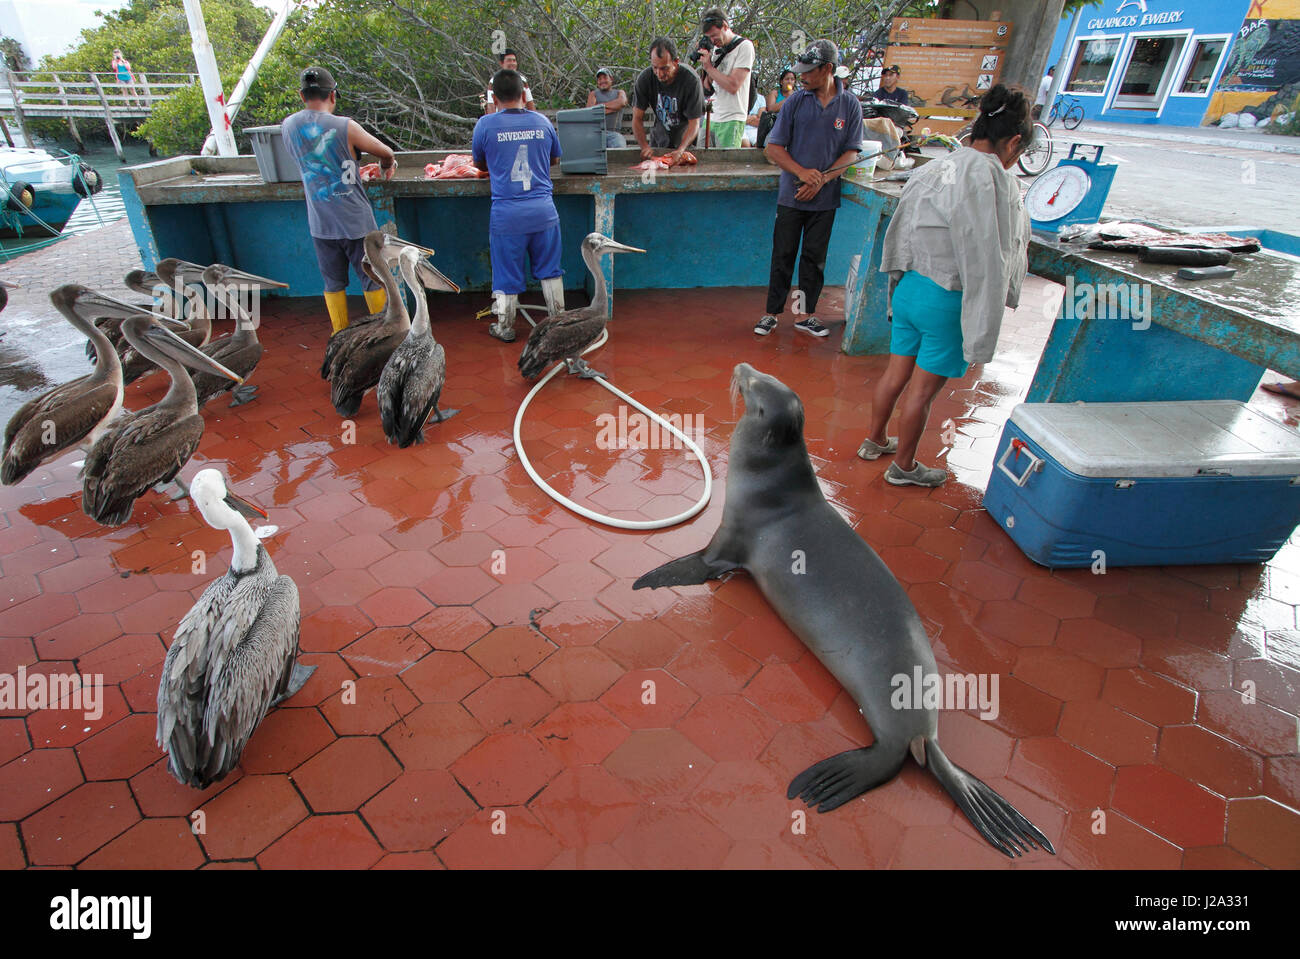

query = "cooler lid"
[{"left": 1008, "top": 401, "right": 1300, "bottom": 478}]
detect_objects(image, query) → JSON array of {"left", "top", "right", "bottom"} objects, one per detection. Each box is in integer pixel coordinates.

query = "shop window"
[
  {"left": 1179, "top": 39, "right": 1226, "bottom": 94},
  {"left": 1066, "top": 37, "right": 1120, "bottom": 94}
]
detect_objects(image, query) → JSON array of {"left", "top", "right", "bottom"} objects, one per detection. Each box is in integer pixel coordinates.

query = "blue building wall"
[{"left": 1046, "top": 0, "right": 1250, "bottom": 125}]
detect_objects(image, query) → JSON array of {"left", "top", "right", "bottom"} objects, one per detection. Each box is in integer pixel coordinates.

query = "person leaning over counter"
[
  {"left": 632, "top": 37, "right": 705, "bottom": 161},
  {"left": 860, "top": 83, "right": 1032, "bottom": 488},
  {"left": 281, "top": 66, "right": 396, "bottom": 336}
]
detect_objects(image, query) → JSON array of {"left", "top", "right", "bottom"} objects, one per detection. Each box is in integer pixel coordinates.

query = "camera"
[{"left": 688, "top": 35, "right": 714, "bottom": 63}]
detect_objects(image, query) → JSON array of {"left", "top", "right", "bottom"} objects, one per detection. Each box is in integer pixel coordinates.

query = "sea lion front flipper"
[
  {"left": 925, "top": 740, "right": 1055, "bottom": 859},
  {"left": 633, "top": 550, "right": 740, "bottom": 590}
]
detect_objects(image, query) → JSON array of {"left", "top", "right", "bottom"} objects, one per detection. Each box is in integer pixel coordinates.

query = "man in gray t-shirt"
[
  {"left": 281, "top": 66, "right": 397, "bottom": 334},
  {"left": 587, "top": 67, "right": 628, "bottom": 148}
]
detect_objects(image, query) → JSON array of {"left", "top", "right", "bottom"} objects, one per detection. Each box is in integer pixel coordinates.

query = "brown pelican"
[
  {"left": 156, "top": 468, "right": 314, "bottom": 788},
  {"left": 118, "top": 259, "right": 213, "bottom": 383},
  {"left": 89, "top": 261, "right": 197, "bottom": 363},
  {"left": 82, "top": 316, "right": 242, "bottom": 526},
  {"left": 378, "top": 246, "right": 458, "bottom": 447},
  {"left": 321, "top": 230, "right": 458, "bottom": 418},
  {"left": 518, "top": 232, "right": 643, "bottom": 380},
  {"left": 189, "top": 263, "right": 288, "bottom": 407},
  {"left": 3, "top": 286, "right": 182, "bottom": 486}
]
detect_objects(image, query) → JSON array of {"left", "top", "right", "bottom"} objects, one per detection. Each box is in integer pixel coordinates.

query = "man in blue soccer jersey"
[{"left": 472, "top": 69, "right": 564, "bottom": 343}]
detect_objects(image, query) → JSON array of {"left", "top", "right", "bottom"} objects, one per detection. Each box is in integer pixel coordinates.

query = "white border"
[
  {"left": 1105, "top": 28, "right": 1194, "bottom": 116},
  {"left": 1167, "top": 33, "right": 1231, "bottom": 97},
  {"left": 1062, "top": 31, "right": 1124, "bottom": 100}
]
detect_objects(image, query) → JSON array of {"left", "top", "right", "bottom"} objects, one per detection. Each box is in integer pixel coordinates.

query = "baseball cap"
[
  {"left": 301, "top": 66, "right": 336, "bottom": 94},
  {"left": 792, "top": 40, "right": 840, "bottom": 74},
  {"left": 882, "top": 64, "right": 901, "bottom": 76},
  {"left": 596, "top": 67, "right": 613, "bottom": 78}
]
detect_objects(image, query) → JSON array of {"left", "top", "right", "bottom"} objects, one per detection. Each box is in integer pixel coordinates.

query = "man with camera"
[
  {"left": 632, "top": 38, "right": 705, "bottom": 162},
  {"left": 692, "top": 8, "right": 754, "bottom": 149}
]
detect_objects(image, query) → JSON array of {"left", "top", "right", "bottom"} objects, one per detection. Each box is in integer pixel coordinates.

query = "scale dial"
[{"left": 1025, "top": 165, "right": 1092, "bottom": 222}]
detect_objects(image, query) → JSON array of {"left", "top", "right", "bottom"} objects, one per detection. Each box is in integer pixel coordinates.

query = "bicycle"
[
  {"left": 1047, "top": 92, "right": 1084, "bottom": 130},
  {"left": 952, "top": 119, "right": 1053, "bottom": 177}
]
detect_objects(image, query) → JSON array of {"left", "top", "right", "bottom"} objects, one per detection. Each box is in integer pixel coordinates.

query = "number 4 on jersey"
[{"left": 510, "top": 144, "right": 532, "bottom": 192}]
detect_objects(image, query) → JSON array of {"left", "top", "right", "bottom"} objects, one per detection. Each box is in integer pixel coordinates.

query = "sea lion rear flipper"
[
  {"left": 633, "top": 550, "right": 739, "bottom": 590},
  {"left": 925, "top": 740, "right": 1056, "bottom": 859},
  {"left": 787, "top": 743, "right": 908, "bottom": 813}
]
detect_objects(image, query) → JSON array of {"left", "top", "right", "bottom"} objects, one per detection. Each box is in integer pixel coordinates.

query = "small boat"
[{"left": 0, "top": 147, "right": 103, "bottom": 239}]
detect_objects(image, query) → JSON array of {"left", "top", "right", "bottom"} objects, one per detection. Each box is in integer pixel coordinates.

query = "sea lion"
[{"left": 634, "top": 363, "right": 1054, "bottom": 858}]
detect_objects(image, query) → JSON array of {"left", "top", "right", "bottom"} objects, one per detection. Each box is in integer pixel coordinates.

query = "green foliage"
[
  {"left": 0, "top": 35, "right": 31, "bottom": 72},
  {"left": 31, "top": 0, "right": 957, "bottom": 152}
]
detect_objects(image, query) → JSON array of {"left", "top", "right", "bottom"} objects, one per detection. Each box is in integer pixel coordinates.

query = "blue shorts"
[
  {"left": 312, "top": 236, "right": 381, "bottom": 293},
  {"left": 890, "top": 270, "right": 967, "bottom": 379},
  {"left": 490, "top": 225, "right": 564, "bottom": 295}
]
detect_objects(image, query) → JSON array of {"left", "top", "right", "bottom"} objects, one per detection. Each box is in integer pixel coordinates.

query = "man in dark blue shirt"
[
  {"left": 873, "top": 65, "right": 910, "bottom": 106},
  {"left": 757, "top": 40, "right": 864, "bottom": 338},
  {"left": 472, "top": 69, "right": 564, "bottom": 342}
]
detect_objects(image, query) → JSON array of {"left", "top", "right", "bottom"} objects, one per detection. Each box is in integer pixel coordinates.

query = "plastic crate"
[
  {"left": 555, "top": 105, "right": 607, "bottom": 175},
  {"left": 244, "top": 125, "right": 299, "bottom": 183}
]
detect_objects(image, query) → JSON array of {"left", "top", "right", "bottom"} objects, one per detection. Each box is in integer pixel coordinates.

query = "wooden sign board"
[
  {"left": 883, "top": 48, "right": 1006, "bottom": 105},
  {"left": 888, "top": 18, "right": 1012, "bottom": 47}
]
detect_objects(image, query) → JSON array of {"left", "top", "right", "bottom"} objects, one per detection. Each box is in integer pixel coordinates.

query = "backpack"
[{"left": 713, "top": 35, "right": 758, "bottom": 114}]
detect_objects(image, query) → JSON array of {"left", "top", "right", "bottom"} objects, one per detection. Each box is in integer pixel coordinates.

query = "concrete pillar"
[{"left": 967, "top": 0, "right": 1067, "bottom": 93}]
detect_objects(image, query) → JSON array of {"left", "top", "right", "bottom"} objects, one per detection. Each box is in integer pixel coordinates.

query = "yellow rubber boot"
[
  {"left": 364, "top": 288, "right": 387, "bottom": 315},
  {"left": 323, "top": 290, "right": 349, "bottom": 334}
]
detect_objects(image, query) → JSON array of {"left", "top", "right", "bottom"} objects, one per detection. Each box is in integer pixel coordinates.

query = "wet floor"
[{"left": 0, "top": 280, "right": 1298, "bottom": 868}]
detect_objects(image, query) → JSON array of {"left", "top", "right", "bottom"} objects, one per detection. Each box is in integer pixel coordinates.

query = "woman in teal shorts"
[{"left": 861, "top": 83, "right": 1032, "bottom": 487}]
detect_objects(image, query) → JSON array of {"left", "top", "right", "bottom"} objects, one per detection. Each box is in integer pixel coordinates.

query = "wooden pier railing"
[{"left": 0, "top": 70, "right": 197, "bottom": 160}]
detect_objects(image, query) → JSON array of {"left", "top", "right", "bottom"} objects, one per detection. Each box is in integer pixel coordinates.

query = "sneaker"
[
  {"left": 754, "top": 315, "right": 778, "bottom": 336},
  {"left": 794, "top": 316, "right": 829, "bottom": 337},
  {"left": 856, "top": 436, "right": 898, "bottom": 461},
  {"left": 885, "top": 460, "right": 947, "bottom": 487},
  {"left": 487, "top": 322, "right": 516, "bottom": 343}
]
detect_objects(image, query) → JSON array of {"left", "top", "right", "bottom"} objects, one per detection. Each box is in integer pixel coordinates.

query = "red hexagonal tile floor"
[{"left": 0, "top": 282, "right": 1297, "bottom": 869}]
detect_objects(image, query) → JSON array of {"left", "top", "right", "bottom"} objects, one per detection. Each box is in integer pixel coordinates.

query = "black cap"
[
  {"left": 882, "top": 64, "right": 901, "bottom": 76},
  {"left": 792, "top": 40, "right": 840, "bottom": 74},
  {"left": 301, "top": 66, "right": 336, "bottom": 95}
]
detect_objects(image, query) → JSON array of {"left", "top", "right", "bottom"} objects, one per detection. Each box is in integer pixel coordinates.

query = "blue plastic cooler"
[{"left": 982, "top": 401, "right": 1300, "bottom": 568}]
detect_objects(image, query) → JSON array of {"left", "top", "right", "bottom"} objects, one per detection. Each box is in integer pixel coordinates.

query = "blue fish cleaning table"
[
  {"left": 120, "top": 149, "right": 1300, "bottom": 404},
  {"left": 118, "top": 148, "right": 895, "bottom": 317}
]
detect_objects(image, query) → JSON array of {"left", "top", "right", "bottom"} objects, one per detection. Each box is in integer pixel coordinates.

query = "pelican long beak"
[
  {"left": 0, "top": 280, "right": 19, "bottom": 290},
  {"left": 604, "top": 241, "right": 646, "bottom": 254},
  {"left": 223, "top": 490, "right": 267, "bottom": 520},
  {"left": 142, "top": 323, "right": 244, "bottom": 383},
  {"left": 76, "top": 289, "right": 188, "bottom": 326},
  {"left": 381, "top": 234, "right": 438, "bottom": 259},
  {"left": 206, "top": 264, "right": 289, "bottom": 289},
  {"left": 414, "top": 258, "right": 460, "bottom": 294}
]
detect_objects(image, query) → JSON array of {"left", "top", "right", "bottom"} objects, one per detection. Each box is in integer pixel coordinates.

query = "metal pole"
[
  {"left": 1047, "top": 9, "right": 1082, "bottom": 107},
  {"left": 200, "top": 0, "right": 293, "bottom": 155},
  {"left": 5, "top": 69, "right": 33, "bottom": 147},
  {"left": 91, "top": 73, "right": 126, "bottom": 161},
  {"left": 182, "top": 0, "right": 238, "bottom": 156}
]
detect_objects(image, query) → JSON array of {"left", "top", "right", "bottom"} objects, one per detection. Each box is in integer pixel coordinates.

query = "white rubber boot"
[
  {"left": 541, "top": 276, "right": 565, "bottom": 316},
  {"left": 489, "top": 293, "right": 518, "bottom": 342}
]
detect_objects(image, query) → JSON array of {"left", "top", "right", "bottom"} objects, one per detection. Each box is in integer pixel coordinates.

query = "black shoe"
[
  {"left": 754, "top": 315, "right": 778, "bottom": 336},
  {"left": 794, "top": 316, "right": 829, "bottom": 337}
]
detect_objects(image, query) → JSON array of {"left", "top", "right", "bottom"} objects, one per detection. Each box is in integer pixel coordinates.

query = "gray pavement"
[
  {"left": 0, "top": 217, "right": 143, "bottom": 422},
  {"left": 1030, "top": 125, "right": 1300, "bottom": 235},
  {"left": 1076, "top": 120, "right": 1300, "bottom": 156}
]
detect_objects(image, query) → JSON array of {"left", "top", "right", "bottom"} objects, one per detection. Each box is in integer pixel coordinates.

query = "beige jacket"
[{"left": 880, "top": 148, "right": 1030, "bottom": 365}]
